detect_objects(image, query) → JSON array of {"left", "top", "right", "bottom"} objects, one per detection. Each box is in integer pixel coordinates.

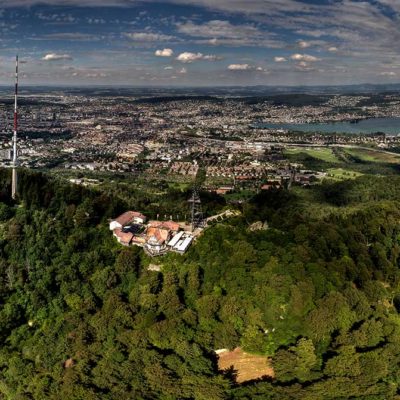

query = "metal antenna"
[{"left": 11, "top": 55, "right": 18, "bottom": 200}]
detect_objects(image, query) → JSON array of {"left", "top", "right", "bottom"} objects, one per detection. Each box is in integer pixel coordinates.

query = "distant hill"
[{"left": 0, "top": 83, "right": 399, "bottom": 97}]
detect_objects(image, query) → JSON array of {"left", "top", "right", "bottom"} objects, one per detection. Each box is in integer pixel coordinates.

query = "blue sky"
[{"left": 0, "top": 0, "right": 399, "bottom": 86}]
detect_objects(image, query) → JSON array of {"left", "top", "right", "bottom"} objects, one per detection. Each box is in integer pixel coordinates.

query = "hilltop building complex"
[{"left": 110, "top": 211, "right": 196, "bottom": 256}]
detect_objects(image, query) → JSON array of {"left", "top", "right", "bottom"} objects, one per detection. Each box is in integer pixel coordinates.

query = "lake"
[{"left": 255, "top": 117, "right": 400, "bottom": 135}]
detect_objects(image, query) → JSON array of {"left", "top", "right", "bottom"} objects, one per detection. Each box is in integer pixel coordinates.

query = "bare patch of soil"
[{"left": 217, "top": 347, "right": 274, "bottom": 383}]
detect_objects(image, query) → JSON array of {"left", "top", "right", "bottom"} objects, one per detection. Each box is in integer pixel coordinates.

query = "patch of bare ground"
[{"left": 217, "top": 347, "right": 274, "bottom": 383}]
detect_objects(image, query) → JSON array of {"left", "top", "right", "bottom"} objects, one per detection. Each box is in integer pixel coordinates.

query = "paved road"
[{"left": 206, "top": 209, "right": 241, "bottom": 223}]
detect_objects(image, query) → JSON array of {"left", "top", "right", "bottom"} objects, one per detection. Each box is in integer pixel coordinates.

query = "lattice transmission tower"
[{"left": 188, "top": 187, "right": 205, "bottom": 231}]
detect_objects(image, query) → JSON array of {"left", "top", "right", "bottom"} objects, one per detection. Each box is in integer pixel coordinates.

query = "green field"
[
  {"left": 284, "top": 147, "right": 341, "bottom": 163},
  {"left": 343, "top": 147, "right": 400, "bottom": 163},
  {"left": 285, "top": 146, "right": 400, "bottom": 165},
  {"left": 325, "top": 168, "right": 363, "bottom": 180},
  {"left": 284, "top": 145, "right": 400, "bottom": 177}
]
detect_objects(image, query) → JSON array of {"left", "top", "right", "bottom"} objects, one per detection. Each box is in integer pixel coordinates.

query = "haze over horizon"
[{"left": 0, "top": 0, "right": 400, "bottom": 86}]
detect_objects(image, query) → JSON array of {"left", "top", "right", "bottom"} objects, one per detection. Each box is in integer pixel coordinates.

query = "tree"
[{"left": 324, "top": 346, "right": 361, "bottom": 378}]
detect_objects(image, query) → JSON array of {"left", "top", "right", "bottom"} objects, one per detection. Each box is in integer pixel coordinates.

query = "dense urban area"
[{"left": 1, "top": 89, "right": 400, "bottom": 195}]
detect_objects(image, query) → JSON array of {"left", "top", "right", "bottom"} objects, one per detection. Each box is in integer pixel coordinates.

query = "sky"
[{"left": 0, "top": 0, "right": 400, "bottom": 86}]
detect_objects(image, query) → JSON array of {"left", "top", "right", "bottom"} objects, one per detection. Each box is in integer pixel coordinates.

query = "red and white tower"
[{"left": 11, "top": 55, "right": 18, "bottom": 200}]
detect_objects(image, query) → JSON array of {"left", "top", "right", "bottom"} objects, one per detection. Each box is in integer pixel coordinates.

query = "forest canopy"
[{"left": 0, "top": 169, "right": 398, "bottom": 399}]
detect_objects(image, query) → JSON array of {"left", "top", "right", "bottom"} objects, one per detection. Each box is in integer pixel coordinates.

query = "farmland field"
[{"left": 284, "top": 147, "right": 341, "bottom": 163}]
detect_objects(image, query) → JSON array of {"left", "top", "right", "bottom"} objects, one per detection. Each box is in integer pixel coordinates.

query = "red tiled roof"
[
  {"left": 148, "top": 220, "right": 180, "bottom": 231},
  {"left": 132, "top": 235, "right": 146, "bottom": 244},
  {"left": 114, "top": 211, "right": 146, "bottom": 226},
  {"left": 148, "top": 220, "right": 163, "bottom": 228},
  {"left": 113, "top": 228, "right": 134, "bottom": 244},
  {"left": 161, "top": 221, "right": 180, "bottom": 231},
  {"left": 146, "top": 227, "right": 170, "bottom": 244}
]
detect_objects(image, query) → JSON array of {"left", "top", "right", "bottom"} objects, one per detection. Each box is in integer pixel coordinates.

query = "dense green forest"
[{"left": 0, "top": 170, "right": 398, "bottom": 399}]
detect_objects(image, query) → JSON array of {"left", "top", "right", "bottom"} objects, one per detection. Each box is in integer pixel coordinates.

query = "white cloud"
[
  {"left": 125, "top": 32, "right": 175, "bottom": 42},
  {"left": 290, "top": 53, "right": 320, "bottom": 62},
  {"left": 164, "top": 66, "right": 173, "bottom": 70},
  {"left": 87, "top": 17, "right": 106, "bottom": 24},
  {"left": 176, "top": 52, "right": 220, "bottom": 63},
  {"left": 380, "top": 71, "right": 396, "bottom": 76},
  {"left": 203, "top": 54, "right": 222, "bottom": 61},
  {"left": 3, "top": 0, "right": 400, "bottom": 86},
  {"left": 36, "top": 33, "right": 99, "bottom": 41},
  {"left": 42, "top": 53, "right": 73, "bottom": 61},
  {"left": 155, "top": 48, "right": 173, "bottom": 57},
  {"left": 295, "top": 61, "right": 315, "bottom": 71},
  {"left": 176, "top": 19, "right": 284, "bottom": 48},
  {"left": 228, "top": 63, "right": 251, "bottom": 70},
  {"left": 0, "top": 0, "right": 152, "bottom": 6},
  {"left": 85, "top": 72, "right": 108, "bottom": 78},
  {"left": 297, "top": 40, "right": 311, "bottom": 48},
  {"left": 376, "top": 0, "right": 400, "bottom": 13},
  {"left": 177, "top": 19, "right": 260, "bottom": 39},
  {"left": 176, "top": 52, "right": 203, "bottom": 62},
  {"left": 0, "top": 0, "right": 311, "bottom": 12}
]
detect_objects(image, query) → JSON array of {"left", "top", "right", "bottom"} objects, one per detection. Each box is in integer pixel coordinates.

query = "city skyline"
[{"left": 0, "top": 0, "right": 399, "bottom": 86}]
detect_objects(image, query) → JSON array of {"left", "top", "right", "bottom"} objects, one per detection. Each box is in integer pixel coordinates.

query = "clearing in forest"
[{"left": 217, "top": 347, "right": 274, "bottom": 383}]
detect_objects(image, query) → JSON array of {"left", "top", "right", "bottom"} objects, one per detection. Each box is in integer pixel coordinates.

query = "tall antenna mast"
[{"left": 11, "top": 55, "right": 18, "bottom": 200}]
